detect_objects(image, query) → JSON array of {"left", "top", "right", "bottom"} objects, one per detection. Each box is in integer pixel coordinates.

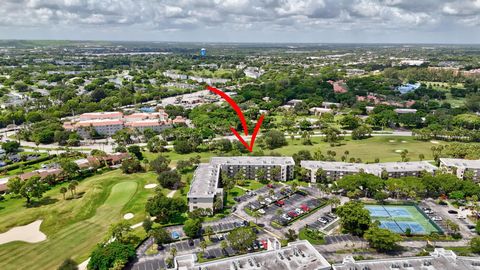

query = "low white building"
[
  {"left": 301, "top": 160, "right": 438, "bottom": 182},
  {"left": 333, "top": 248, "right": 480, "bottom": 270},
  {"left": 309, "top": 107, "right": 333, "bottom": 116},
  {"left": 440, "top": 158, "right": 480, "bottom": 182},
  {"left": 172, "top": 240, "right": 330, "bottom": 270},
  {"left": 188, "top": 157, "right": 295, "bottom": 212}
]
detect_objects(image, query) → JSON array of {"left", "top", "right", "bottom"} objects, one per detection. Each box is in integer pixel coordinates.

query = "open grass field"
[
  {"left": 266, "top": 136, "right": 447, "bottom": 163},
  {"left": 0, "top": 169, "right": 160, "bottom": 270},
  {"left": 144, "top": 136, "right": 449, "bottom": 165},
  {"left": 365, "top": 204, "right": 441, "bottom": 235}
]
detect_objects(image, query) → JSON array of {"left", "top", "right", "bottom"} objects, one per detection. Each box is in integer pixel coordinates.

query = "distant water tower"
[{"left": 200, "top": 48, "right": 207, "bottom": 57}]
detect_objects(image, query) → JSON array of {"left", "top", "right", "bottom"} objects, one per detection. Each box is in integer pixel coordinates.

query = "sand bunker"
[
  {"left": 395, "top": 149, "right": 404, "bottom": 153},
  {"left": 123, "top": 213, "right": 134, "bottom": 220},
  {"left": 401, "top": 140, "right": 407, "bottom": 143},
  {"left": 144, "top": 183, "right": 158, "bottom": 189},
  {"left": 0, "top": 220, "right": 46, "bottom": 245},
  {"left": 430, "top": 140, "right": 440, "bottom": 144},
  {"left": 389, "top": 140, "right": 396, "bottom": 143}
]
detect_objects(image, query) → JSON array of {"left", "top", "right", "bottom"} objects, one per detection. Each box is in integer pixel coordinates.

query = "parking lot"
[
  {"left": 421, "top": 199, "right": 476, "bottom": 238},
  {"left": 202, "top": 216, "right": 247, "bottom": 234},
  {"left": 306, "top": 213, "right": 338, "bottom": 231},
  {"left": 130, "top": 229, "right": 267, "bottom": 270}
]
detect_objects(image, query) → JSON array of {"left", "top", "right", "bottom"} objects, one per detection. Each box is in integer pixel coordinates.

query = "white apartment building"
[
  {"left": 333, "top": 248, "right": 480, "bottom": 270},
  {"left": 187, "top": 163, "right": 222, "bottom": 212},
  {"left": 301, "top": 160, "right": 438, "bottom": 182},
  {"left": 172, "top": 240, "right": 330, "bottom": 270},
  {"left": 440, "top": 158, "right": 480, "bottom": 182},
  {"left": 188, "top": 157, "right": 295, "bottom": 212}
]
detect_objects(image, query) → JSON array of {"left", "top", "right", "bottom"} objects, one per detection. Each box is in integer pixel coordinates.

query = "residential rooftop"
[
  {"left": 301, "top": 160, "right": 438, "bottom": 174},
  {"left": 187, "top": 163, "right": 221, "bottom": 199},
  {"left": 440, "top": 158, "right": 480, "bottom": 169},
  {"left": 333, "top": 248, "right": 480, "bottom": 270},
  {"left": 174, "top": 240, "right": 330, "bottom": 270},
  {"left": 210, "top": 156, "right": 295, "bottom": 166}
]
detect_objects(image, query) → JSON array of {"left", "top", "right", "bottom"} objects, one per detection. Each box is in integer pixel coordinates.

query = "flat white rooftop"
[
  {"left": 187, "top": 163, "right": 220, "bottom": 199},
  {"left": 301, "top": 160, "right": 438, "bottom": 174},
  {"left": 333, "top": 248, "right": 480, "bottom": 270},
  {"left": 440, "top": 158, "right": 480, "bottom": 169},
  {"left": 176, "top": 240, "right": 330, "bottom": 270},
  {"left": 210, "top": 156, "right": 295, "bottom": 166}
]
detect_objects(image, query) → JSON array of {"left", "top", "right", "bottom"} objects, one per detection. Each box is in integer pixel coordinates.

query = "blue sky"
[{"left": 0, "top": 0, "right": 479, "bottom": 43}]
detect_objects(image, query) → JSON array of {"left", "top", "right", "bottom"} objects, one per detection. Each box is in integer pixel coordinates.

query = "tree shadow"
[
  {"left": 26, "top": 196, "right": 59, "bottom": 208},
  {"left": 66, "top": 192, "right": 85, "bottom": 200}
]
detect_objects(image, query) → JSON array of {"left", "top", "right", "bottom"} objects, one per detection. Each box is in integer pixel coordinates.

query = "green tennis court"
[{"left": 365, "top": 204, "right": 442, "bottom": 235}]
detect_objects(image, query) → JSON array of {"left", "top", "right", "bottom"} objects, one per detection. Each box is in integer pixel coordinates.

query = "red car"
[
  {"left": 288, "top": 211, "right": 298, "bottom": 217},
  {"left": 300, "top": 204, "right": 310, "bottom": 212},
  {"left": 275, "top": 200, "right": 285, "bottom": 207},
  {"left": 267, "top": 183, "right": 274, "bottom": 188}
]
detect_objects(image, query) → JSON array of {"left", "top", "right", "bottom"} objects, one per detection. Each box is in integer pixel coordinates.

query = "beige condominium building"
[
  {"left": 187, "top": 157, "right": 295, "bottom": 212},
  {"left": 301, "top": 160, "right": 437, "bottom": 182},
  {"left": 439, "top": 158, "right": 480, "bottom": 182},
  {"left": 63, "top": 110, "right": 177, "bottom": 138}
]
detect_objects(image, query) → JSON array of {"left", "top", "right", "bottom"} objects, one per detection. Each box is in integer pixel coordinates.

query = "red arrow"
[{"left": 207, "top": 86, "right": 264, "bottom": 152}]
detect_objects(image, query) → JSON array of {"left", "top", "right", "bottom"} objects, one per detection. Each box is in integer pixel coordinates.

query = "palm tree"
[
  {"left": 205, "top": 226, "right": 214, "bottom": 241},
  {"left": 199, "top": 240, "right": 207, "bottom": 253},
  {"left": 268, "top": 189, "right": 275, "bottom": 197},
  {"left": 170, "top": 246, "right": 177, "bottom": 258},
  {"left": 60, "top": 187, "right": 67, "bottom": 200},
  {"left": 220, "top": 240, "right": 228, "bottom": 255},
  {"left": 68, "top": 180, "right": 79, "bottom": 198},
  {"left": 252, "top": 211, "right": 261, "bottom": 224},
  {"left": 291, "top": 182, "right": 298, "bottom": 191},
  {"left": 328, "top": 197, "right": 341, "bottom": 213}
]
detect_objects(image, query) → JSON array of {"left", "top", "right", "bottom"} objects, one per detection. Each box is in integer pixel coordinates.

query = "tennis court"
[{"left": 365, "top": 205, "right": 441, "bottom": 235}]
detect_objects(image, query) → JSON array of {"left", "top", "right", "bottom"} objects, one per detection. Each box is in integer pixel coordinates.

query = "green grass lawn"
[
  {"left": 226, "top": 187, "right": 245, "bottom": 206},
  {"left": 238, "top": 180, "right": 264, "bottom": 191},
  {"left": 265, "top": 136, "right": 446, "bottom": 162},
  {"left": 144, "top": 136, "right": 446, "bottom": 166},
  {"left": 299, "top": 227, "right": 326, "bottom": 245},
  {"left": 0, "top": 169, "right": 160, "bottom": 270}
]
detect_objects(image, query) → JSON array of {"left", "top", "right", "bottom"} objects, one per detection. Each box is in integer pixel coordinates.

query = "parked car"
[
  {"left": 267, "top": 184, "right": 274, "bottom": 188},
  {"left": 448, "top": 210, "right": 458, "bottom": 214},
  {"left": 265, "top": 198, "right": 273, "bottom": 204},
  {"left": 188, "top": 239, "right": 194, "bottom": 246},
  {"left": 275, "top": 200, "right": 285, "bottom": 207},
  {"left": 300, "top": 204, "right": 310, "bottom": 212},
  {"left": 258, "top": 209, "right": 266, "bottom": 214},
  {"left": 432, "top": 216, "right": 443, "bottom": 221},
  {"left": 282, "top": 214, "right": 292, "bottom": 221},
  {"left": 288, "top": 211, "right": 298, "bottom": 218},
  {"left": 295, "top": 208, "right": 304, "bottom": 215}
]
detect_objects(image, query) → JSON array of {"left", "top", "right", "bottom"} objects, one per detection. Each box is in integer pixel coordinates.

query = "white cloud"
[{"left": 0, "top": 0, "right": 478, "bottom": 42}]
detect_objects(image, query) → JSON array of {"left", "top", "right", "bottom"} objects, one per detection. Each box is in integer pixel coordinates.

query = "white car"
[
  {"left": 295, "top": 208, "right": 304, "bottom": 215},
  {"left": 282, "top": 214, "right": 292, "bottom": 221},
  {"left": 258, "top": 209, "right": 266, "bottom": 214},
  {"left": 265, "top": 198, "right": 273, "bottom": 204},
  {"left": 432, "top": 216, "right": 443, "bottom": 221},
  {"left": 271, "top": 195, "right": 278, "bottom": 200}
]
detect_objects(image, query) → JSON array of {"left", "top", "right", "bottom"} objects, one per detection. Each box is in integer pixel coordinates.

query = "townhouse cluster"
[
  {"left": 63, "top": 110, "right": 186, "bottom": 138},
  {"left": 188, "top": 156, "right": 480, "bottom": 212}
]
